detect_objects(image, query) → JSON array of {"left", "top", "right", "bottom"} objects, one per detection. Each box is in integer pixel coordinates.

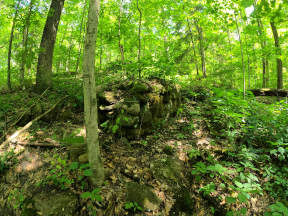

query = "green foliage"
[
  {"left": 124, "top": 201, "right": 143, "bottom": 212},
  {"left": 0, "top": 149, "right": 17, "bottom": 174},
  {"left": 80, "top": 188, "right": 102, "bottom": 202},
  {"left": 264, "top": 202, "right": 288, "bottom": 216},
  {"left": 8, "top": 188, "right": 25, "bottom": 209}
]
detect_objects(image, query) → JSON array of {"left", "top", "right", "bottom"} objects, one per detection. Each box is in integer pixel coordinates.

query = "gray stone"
[
  {"left": 21, "top": 190, "right": 78, "bottom": 216},
  {"left": 150, "top": 156, "right": 185, "bottom": 184},
  {"left": 126, "top": 182, "right": 162, "bottom": 211}
]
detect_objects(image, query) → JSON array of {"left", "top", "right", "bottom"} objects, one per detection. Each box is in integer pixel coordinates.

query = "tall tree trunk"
[
  {"left": 82, "top": 0, "right": 104, "bottom": 187},
  {"left": 266, "top": 59, "right": 269, "bottom": 87},
  {"left": 76, "top": 0, "right": 87, "bottom": 74},
  {"left": 7, "top": 0, "right": 21, "bottom": 92},
  {"left": 195, "top": 21, "right": 206, "bottom": 78},
  {"left": 248, "top": 55, "right": 250, "bottom": 88},
  {"left": 187, "top": 20, "right": 199, "bottom": 76},
  {"left": 68, "top": 27, "right": 74, "bottom": 73},
  {"left": 227, "top": 29, "right": 234, "bottom": 87},
  {"left": 100, "top": 14, "right": 103, "bottom": 70},
  {"left": 35, "top": 0, "right": 65, "bottom": 93},
  {"left": 256, "top": 17, "right": 267, "bottom": 88},
  {"left": 20, "top": 0, "right": 34, "bottom": 91},
  {"left": 235, "top": 15, "right": 245, "bottom": 100},
  {"left": 118, "top": 0, "right": 124, "bottom": 61},
  {"left": 137, "top": 0, "right": 142, "bottom": 78},
  {"left": 161, "top": 7, "right": 169, "bottom": 60},
  {"left": 270, "top": 22, "right": 283, "bottom": 89}
]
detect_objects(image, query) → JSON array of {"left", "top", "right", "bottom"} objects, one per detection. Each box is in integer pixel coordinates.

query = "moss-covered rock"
[
  {"left": 140, "top": 105, "right": 152, "bottom": 123},
  {"left": 21, "top": 190, "right": 78, "bottom": 216},
  {"left": 116, "top": 101, "right": 140, "bottom": 116},
  {"left": 150, "top": 156, "right": 185, "bottom": 184},
  {"left": 169, "top": 187, "right": 196, "bottom": 216},
  {"left": 163, "top": 145, "right": 174, "bottom": 155},
  {"left": 130, "top": 82, "right": 149, "bottom": 95},
  {"left": 117, "top": 113, "right": 139, "bottom": 127},
  {"left": 125, "top": 182, "right": 162, "bottom": 211},
  {"left": 59, "top": 109, "right": 74, "bottom": 121},
  {"left": 31, "top": 102, "right": 42, "bottom": 119}
]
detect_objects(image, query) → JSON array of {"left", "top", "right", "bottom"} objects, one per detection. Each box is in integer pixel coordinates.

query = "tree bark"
[
  {"left": 270, "top": 22, "right": 283, "bottom": 89},
  {"left": 82, "top": 0, "right": 104, "bottom": 187},
  {"left": 118, "top": 0, "right": 124, "bottom": 61},
  {"left": 235, "top": 14, "right": 245, "bottom": 100},
  {"left": 7, "top": 0, "right": 21, "bottom": 92},
  {"left": 227, "top": 28, "right": 234, "bottom": 87},
  {"left": 187, "top": 20, "right": 199, "bottom": 76},
  {"left": 20, "top": 0, "right": 34, "bottom": 91},
  {"left": 35, "top": 0, "right": 65, "bottom": 93},
  {"left": 137, "top": 0, "right": 142, "bottom": 78},
  {"left": 195, "top": 21, "right": 206, "bottom": 78}
]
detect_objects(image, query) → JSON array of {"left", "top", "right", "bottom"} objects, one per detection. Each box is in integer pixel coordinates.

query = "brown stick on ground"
[
  {"left": 0, "top": 95, "right": 68, "bottom": 151},
  {"left": 0, "top": 86, "right": 50, "bottom": 142}
]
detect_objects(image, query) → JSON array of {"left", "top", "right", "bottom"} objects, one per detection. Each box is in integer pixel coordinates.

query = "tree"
[
  {"left": 20, "top": 0, "right": 33, "bottom": 91},
  {"left": 137, "top": 0, "right": 142, "bottom": 78},
  {"left": 82, "top": 0, "right": 104, "bottom": 187},
  {"left": 35, "top": 0, "right": 65, "bottom": 93},
  {"left": 7, "top": 0, "right": 21, "bottom": 92},
  {"left": 270, "top": 22, "right": 283, "bottom": 89},
  {"left": 75, "top": 0, "right": 87, "bottom": 74}
]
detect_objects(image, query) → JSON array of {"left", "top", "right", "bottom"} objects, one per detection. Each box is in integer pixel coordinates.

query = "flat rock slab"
[{"left": 125, "top": 182, "right": 162, "bottom": 211}]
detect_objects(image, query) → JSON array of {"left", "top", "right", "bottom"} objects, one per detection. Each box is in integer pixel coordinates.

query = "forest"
[{"left": 0, "top": 0, "right": 288, "bottom": 215}]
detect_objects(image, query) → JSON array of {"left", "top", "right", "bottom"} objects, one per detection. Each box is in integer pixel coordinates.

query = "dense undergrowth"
[{"left": 0, "top": 75, "right": 288, "bottom": 215}]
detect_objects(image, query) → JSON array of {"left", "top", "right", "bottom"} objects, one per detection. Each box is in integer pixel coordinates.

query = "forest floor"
[{"left": 0, "top": 84, "right": 282, "bottom": 216}]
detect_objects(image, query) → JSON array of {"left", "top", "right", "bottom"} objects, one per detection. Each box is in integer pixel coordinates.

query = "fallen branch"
[
  {"left": 249, "top": 89, "right": 288, "bottom": 98},
  {"left": 0, "top": 95, "right": 68, "bottom": 151},
  {"left": 11, "top": 141, "right": 64, "bottom": 147},
  {"left": 0, "top": 86, "right": 50, "bottom": 142}
]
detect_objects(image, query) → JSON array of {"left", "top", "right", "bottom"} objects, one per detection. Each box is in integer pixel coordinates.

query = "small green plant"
[
  {"left": 176, "top": 133, "right": 186, "bottom": 139},
  {"left": 124, "top": 201, "right": 143, "bottom": 212},
  {"left": 185, "top": 149, "right": 200, "bottom": 159},
  {"left": 8, "top": 188, "right": 25, "bottom": 209},
  {"left": 80, "top": 188, "right": 102, "bottom": 202},
  {"left": 225, "top": 194, "right": 248, "bottom": 216},
  {"left": 264, "top": 202, "right": 288, "bottom": 216},
  {"left": 210, "top": 207, "right": 217, "bottom": 214}
]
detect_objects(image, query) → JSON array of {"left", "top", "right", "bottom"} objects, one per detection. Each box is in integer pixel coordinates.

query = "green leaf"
[
  {"left": 240, "top": 208, "right": 247, "bottom": 214},
  {"left": 83, "top": 169, "right": 93, "bottom": 176},
  {"left": 92, "top": 188, "right": 101, "bottom": 194},
  {"left": 226, "top": 211, "right": 234, "bottom": 216},
  {"left": 220, "top": 183, "right": 226, "bottom": 188},
  {"left": 196, "top": 175, "right": 201, "bottom": 181},
  {"left": 238, "top": 193, "right": 247, "bottom": 203},
  {"left": 112, "top": 125, "right": 119, "bottom": 133},
  {"left": 81, "top": 191, "right": 91, "bottom": 199},
  {"left": 225, "top": 196, "right": 237, "bottom": 204},
  {"left": 278, "top": 147, "right": 285, "bottom": 154},
  {"left": 69, "top": 162, "right": 79, "bottom": 170},
  {"left": 235, "top": 181, "right": 244, "bottom": 188}
]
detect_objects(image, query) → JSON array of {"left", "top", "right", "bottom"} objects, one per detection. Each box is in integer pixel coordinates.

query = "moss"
[
  {"left": 163, "top": 145, "right": 174, "bottom": 155},
  {"left": 169, "top": 187, "right": 195, "bottom": 216},
  {"left": 125, "top": 182, "right": 162, "bottom": 211},
  {"left": 130, "top": 83, "right": 149, "bottom": 94},
  {"left": 21, "top": 198, "right": 38, "bottom": 216}
]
